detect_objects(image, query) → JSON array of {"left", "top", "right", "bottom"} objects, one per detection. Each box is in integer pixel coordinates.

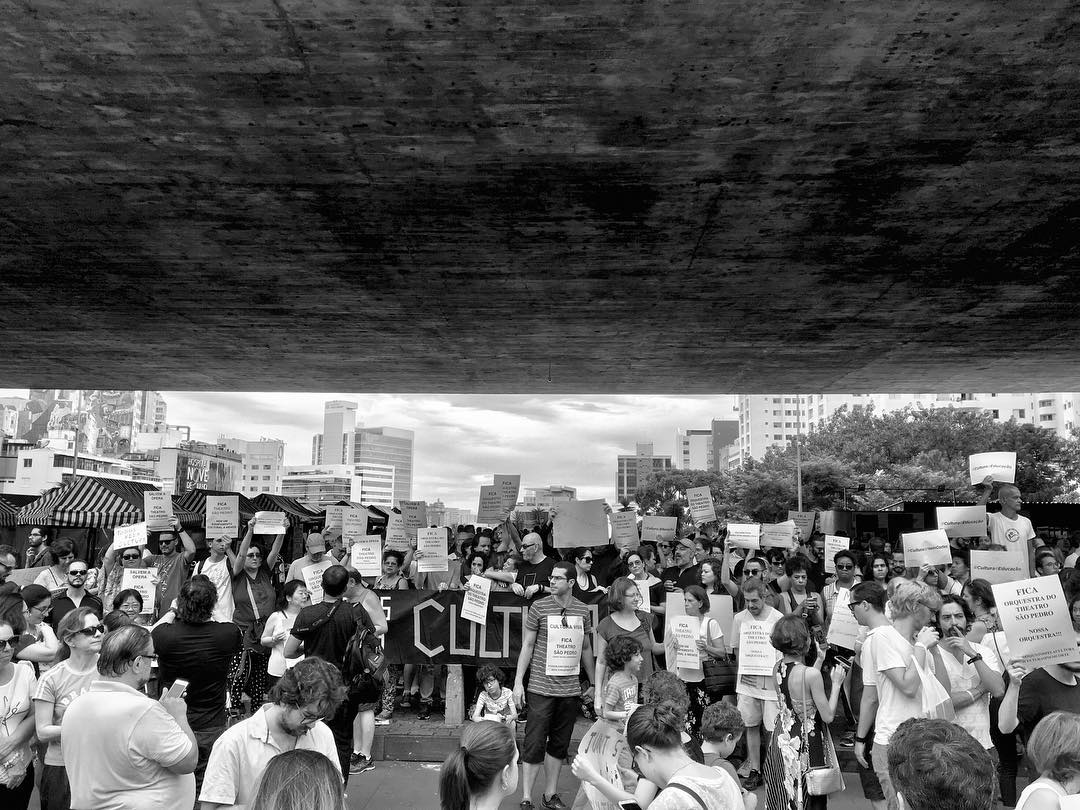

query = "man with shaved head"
[{"left": 976, "top": 476, "right": 1041, "bottom": 577}]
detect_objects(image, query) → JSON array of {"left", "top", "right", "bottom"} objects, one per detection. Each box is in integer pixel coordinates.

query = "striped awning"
[
  {"left": 0, "top": 493, "right": 45, "bottom": 527},
  {"left": 252, "top": 493, "right": 322, "bottom": 520},
  {"left": 14, "top": 476, "right": 201, "bottom": 529},
  {"left": 175, "top": 489, "right": 260, "bottom": 520},
  {"left": 0, "top": 499, "right": 18, "bottom": 527}
]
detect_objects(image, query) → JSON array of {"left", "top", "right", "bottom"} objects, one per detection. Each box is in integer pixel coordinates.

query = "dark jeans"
[
  {"left": 194, "top": 726, "right": 226, "bottom": 798},
  {"left": 0, "top": 762, "right": 34, "bottom": 810},
  {"left": 989, "top": 695, "right": 1018, "bottom": 806},
  {"left": 328, "top": 690, "right": 363, "bottom": 787},
  {"left": 39, "top": 763, "right": 71, "bottom": 810}
]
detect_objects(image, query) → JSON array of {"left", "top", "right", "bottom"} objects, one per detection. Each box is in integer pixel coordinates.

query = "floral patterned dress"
[{"left": 763, "top": 662, "right": 828, "bottom": 810}]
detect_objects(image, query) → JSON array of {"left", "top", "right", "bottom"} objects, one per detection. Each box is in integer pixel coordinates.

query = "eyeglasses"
[
  {"left": 581, "top": 557, "right": 593, "bottom": 562},
  {"left": 68, "top": 570, "right": 88, "bottom": 577},
  {"left": 160, "top": 537, "right": 177, "bottom": 544},
  {"left": 294, "top": 705, "right": 324, "bottom": 723},
  {"left": 245, "top": 552, "right": 262, "bottom": 558},
  {"left": 138, "top": 652, "right": 157, "bottom": 665},
  {"left": 122, "top": 554, "right": 140, "bottom": 561},
  {"left": 836, "top": 563, "right": 854, "bottom": 570},
  {"left": 30, "top": 604, "right": 51, "bottom": 614},
  {"left": 0, "top": 638, "right": 15, "bottom": 651},
  {"left": 74, "top": 625, "right": 105, "bottom": 637},
  {"left": 521, "top": 543, "right": 538, "bottom": 550}
]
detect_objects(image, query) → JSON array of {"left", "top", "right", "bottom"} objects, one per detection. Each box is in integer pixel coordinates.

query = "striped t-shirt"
[{"left": 525, "top": 596, "right": 593, "bottom": 697}]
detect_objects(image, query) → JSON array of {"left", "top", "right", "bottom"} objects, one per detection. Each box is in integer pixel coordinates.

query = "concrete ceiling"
[{"left": 2, "top": 1, "right": 1079, "bottom": 393}]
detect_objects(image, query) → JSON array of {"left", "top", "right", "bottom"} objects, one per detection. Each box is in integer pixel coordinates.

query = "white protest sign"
[
  {"left": 609, "top": 511, "right": 639, "bottom": 549},
  {"left": 324, "top": 505, "right": 346, "bottom": 530},
  {"left": 823, "top": 535, "right": 850, "bottom": 574},
  {"left": 113, "top": 522, "right": 148, "bottom": 550},
  {"left": 902, "top": 529, "right": 953, "bottom": 568},
  {"left": 384, "top": 512, "right": 410, "bottom": 551},
  {"left": 121, "top": 567, "right": 158, "bottom": 615},
  {"left": 350, "top": 535, "right": 382, "bottom": 576},
  {"left": 417, "top": 527, "right": 449, "bottom": 572},
  {"left": 461, "top": 575, "right": 493, "bottom": 624},
  {"left": 936, "top": 505, "right": 988, "bottom": 539},
  {"left": 686, "top": 486, "right": 717, "bottom": 525},
  {"left": 400, "top": 501, "right": 427, "bottom": 538},
  {"left": 574, "top": 720, "right": 629, "bottom": 810},
  {"left": 302, "top": 560, "right": 334, "bottom": 604},
  {"left": 664, "top": 591, "right": 733, "bottom": 670},
  {"left": 826, "top": 587, "right": 861, "bottom": 651},
  {"left": 341, "top": 508, "right": 369, "bottom": 546},
  {"left": 671, "top": 615, "right": 702, "bottom": 669},
  {"left": 553, "top": 500, "right": 608, "bottom": 548},
  {"left": 738, "top": 620, "right": 781, "bottom": 677},
  {"left": 727, "top": 523, "right": 761, "bottom": 550},
  {"left": 640, "top": 516, "right": 677, "bottom": 545},
  {"left": 761, "top": 521, "right": 796, "bottom": 549},
  {"left": 143, "top": 491, "right": 173, "bottom": 531},
  {"left": 545, "top": 614, "right": 584, "bottom": 676},
  {"left": 205, "top": 495, "right": 239, "bottom": 537},
  {"left": 494, "top": 474, "right": 521, "bottom": 515},
  {"left": 476, "top": 485, "right": 505, "bottom": 524},
  {"left": 970, "top": 550, "right": 1028, "bottom": 585},
  {"left": 993, "top": 575, "right": 1077, "bottom": 668},
  {"left": 632, "top": 578, "right": 653, "bottom": 615},
  {"left": 788, "top": 510, "right": 817, "bottom": 541},
  {"left": 254, "top": 511, "right": 287, "bottom": 535},
  {"left": 969, "top": 452, "right": 1017, "bottom": 485}
]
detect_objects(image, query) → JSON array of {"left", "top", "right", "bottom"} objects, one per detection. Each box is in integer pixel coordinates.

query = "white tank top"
[{"left": 1015, "top": 777, "right": 1067, "bottom": 810}]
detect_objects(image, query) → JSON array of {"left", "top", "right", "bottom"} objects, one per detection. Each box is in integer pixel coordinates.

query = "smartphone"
[
  {"left": 618, "top": 802, "right": 643, "bottom": 810},
  {"left": 834, "top": 654, "right": 853, "bottom": 670},
  {"left": 164, "top": 678, "right": 189, "bottom": 700}
]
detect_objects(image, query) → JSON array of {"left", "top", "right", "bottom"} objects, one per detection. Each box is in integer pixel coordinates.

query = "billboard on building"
[{"left": 174, "top": 451, "right": 239, "bottom": 494}]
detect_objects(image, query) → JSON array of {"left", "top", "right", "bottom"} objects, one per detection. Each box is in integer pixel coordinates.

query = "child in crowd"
[
  {"left": 488, "top": 554, "right": 521, "bottom": 592},
  {"left": 701, "top": 701, "right": 758, "bottom": 810},
  {"left": 601, "top": 636, "right": 643, "bottom": 724},
  {"left": 471, "top": 665, "right": 517, "bottom": 726}
]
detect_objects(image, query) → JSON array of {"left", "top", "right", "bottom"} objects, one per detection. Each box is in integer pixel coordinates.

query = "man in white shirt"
[
  {"left": 193, "top": 535, "right": 236, "bottom": 623},
  {"left": 977, "top": 479, "right": 1040, "bottom": 577},
  {"left": 285, "top": 532, "right": 330, "bottom": 584}
]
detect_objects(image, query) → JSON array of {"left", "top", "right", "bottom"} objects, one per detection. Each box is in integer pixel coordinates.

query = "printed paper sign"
[
  {"left": 762, "top": 521, "right": 796, "bottom": 549},
  {"left": 324, "top": 505, "right": 346, "bottom": 530},
  {"left": 205, "top": 495, "right": 239, "bottom": 537},
  {"left": 417, "top": 527, "right": 449, "bottom": 572},
  {"left": 633, "top": 579, "right": 653, "bottom": 615},
  {"left": 494, "top": 474, "right": 521, "bottom": 515},
  {"left": 350, "top": 536, "right": 382, "bottom": 576},
  {"left": 902, "top": 529, "right": 953, "bottom": 568},
  {"left": 993, "top": 575, "right": 1077, "bottom": 668},
  {"left": 341, "top": 508, "right": 369, "bottom": 546},
  {"left": 671, "top": 615, "right": 702, "bottom": 670},
  {"left": 936, "top": 505, "right": 988, "bottom": 539},
  {"left": 576, "top": 720, "right": 629, "bottom": 810},
  {"left": 400, "top": 501, "right": 427, "bottom": 538},
  {"left": 254, "top": 511, "right": 287, "bottom": 535},
  {"left": 121, "top": 567, "right": 158, "bottom": 615},
  {"left": 726, "top": 523, "right": 761, "bottom": 550},
  {"left": 609, "top": 511, "right": 639, "bottom": 549},
  {"left": 640, "top": 516, "right": 677, "bottom": 545},
  {"left": 553, "top": 500, "right": 608, "bottom": 548},
  {"left": 143, "top": 491, "right": 173, "bottom": 531},
  {"left": 826, "top": 587, "right": 861, "bottom": 651},
  {"left": 969, "top": 452, "right": 1017, "bottom": 485},
  {"left": 970, "top": 550, "right": 1028, "bottom": 585},
  {"left": 823, "top": 535, "right": 850, "bottom": 574},
  {"left": 788, "top": 510, "right": 817, "bottom": 541},
  {"left": 385, "top": 512, "right": 410, "bottom": 551},
  {"left": 113, "top": 522, "right": 148, "bottom": 550},
  {"left": 738, "top": 620, "right": 781, "bottom": 677},
  {"left": 461, "top": 575, "right": 493, "bottom": 624},
  {"left": 302, "top": 560, "right": 334, "bottom": 604},
  {"left": 476, "top": 485, "right": 505, "bottom": 524},
  {"left": 686, "top": 486, "right": 717, "bottom": 525},
  {"left": 545, "top": 614, "right": 584, "bottom": 676},
  {"left": 663, "top": 591, "right": 733, "bottom": 671}
]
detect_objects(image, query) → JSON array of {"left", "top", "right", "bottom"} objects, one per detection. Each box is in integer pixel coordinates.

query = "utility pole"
[{"left": 794, "top": 394, "right": 804, "bottom": 511}]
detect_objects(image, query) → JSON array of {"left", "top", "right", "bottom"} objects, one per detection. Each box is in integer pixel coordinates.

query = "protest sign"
[
  {"left": 121, "top": 567, "right": 157, "bottom": 615},
  {"left": 902, "top": 529, "right": 953, "bottom": 568},
  {"left": 553, "top": 500, "right": 608, "bottom": 548},
  {"left": 341, "top": 508, "right": 369, "bottom": 546},
  {"left": 826, "top": 587, "right": 861, "bottom": 651},
  {"left": 461, "top": 575, "right": 493, "bottom": 625},
  {"left": 254, "top": 511, "right": 287, "bottom": 535},
  {"left": 738, "top": 620, "right": 780, "bottom": 677},
  {"left": 788, "top": 510, "right": 817, "bottom": 541},
  {"left": 609, "top": 511, "right": 638, "bottom": 550},
  {"left": 970, "top": 550, "right": 1027, "bottom": 585},
  {"left": 671, "top": 615, "right": 702, "bottom": 670},
  {"left": 324, "top": 505, "right": 346, "bottom": 531},
  {"left": 571, "top": 719, "right": 629, "bottom": 810},
  {"left": 686, "top": 486, "right": 717, "bottom": 525},
  {"left": 385, "top": 512, "right": 410, "bottom": 551},
  {"left": 494, "top": 474, "right": 521, "bottom": 515},
  {"left": 143, "top": 491, "right": 173, "bottom": 531},
  {"left": 993, "top": 575, "right": 1076, "bottom": 668},
  {"left": 969, "top": 452, "right": 1017, "bottom": 485},
  {"left": 400, "top": 501, "right": 427, "bottom": 538},
  {"left": 6, "top": 567, "right": 47, "bottom": 589},
  {"left": 640, "top": 516, "right": 677, "bottom": 545},
  {"left": 936, "top": 505, "right": 987, "bottom": 539},
  {"left": 302, "top": 560, "right": 334, "bottom": 604},
  {"left": 726, "top": 523, "right": 761, "bottom": 550},
  {"left": 350, "top": 535, "right": 382, "bottom": 577},
  {"left": 664, "top": 591, "right": 733, "bottom": 668},
  {"left": 113, "top": 522, "right": 148, "bottom": 550},
  {"left": 632, "top": 578, "right": 652, "bottom": 615},
  {"left": 545, "top": 614, "right": 585, "bottom": 676},
  {"left": 476, "top": 485, "right": 505, "bottom": 524},
  {"left": 417, "top": 527, "right": 449, "bottom": 572},
  {"left": 205, "top": 495, "right": 239, "bottom": 538},
  {"left": 762, "top": 521, "right": 796, "bottom": 549},
  {"left": 823, "top": 535, "right": 850, "bottom": 574}
]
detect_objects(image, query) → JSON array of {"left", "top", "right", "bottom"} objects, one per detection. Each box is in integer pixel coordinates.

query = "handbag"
[
  {"left": 698, "top": 617, "right": 737, "bottom": 694},
  {"left": 800, "top": 667, "right": 845, "bottom": 796},
  {"left": 243, "top": 578, "right": 269, "bottom": 656},
  {"left": 913, "top": 654, "right": 955, "bottom": 721}
]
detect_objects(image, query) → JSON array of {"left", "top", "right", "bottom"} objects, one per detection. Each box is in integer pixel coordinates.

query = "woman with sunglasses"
[
  {"left": 101, "top": 535, "right": 148, "bottom": 621},
  {"left": 17, "top": 585, "right": 59, "bottom": 672},
  {"left": 33, "top": 607, "right": 103, "bottom": 810},
  {"left": 571, "top": 547, "right": 606, "bottom": 601},
  {"left": 0, "top": 617, "right": 37, "bottom": 809},
  {"left": 625, "top": 549, "right": 662, "bottom": 618}
]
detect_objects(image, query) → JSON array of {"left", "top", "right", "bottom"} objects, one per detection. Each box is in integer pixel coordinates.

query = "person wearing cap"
[
  {"left": 286, "top": 533, "right": 329, "bottom": 585},
  {"left": 660, "top": 536, "right": 702, "bottom": 592}
]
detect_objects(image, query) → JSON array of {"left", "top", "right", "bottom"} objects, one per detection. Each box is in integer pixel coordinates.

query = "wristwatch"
[{"left": 966, "top": 653, "right": 983, "bottom": 665}]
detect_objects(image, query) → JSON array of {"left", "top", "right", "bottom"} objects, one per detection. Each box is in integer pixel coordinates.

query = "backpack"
[{"left": 343, "top": 617, "right": 387, "bottom": 685}]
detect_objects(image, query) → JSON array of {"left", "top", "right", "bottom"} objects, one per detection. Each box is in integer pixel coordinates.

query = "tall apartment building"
[
  {"left": 355, "top": 426, "right": 414, "bottom": 506},
  {"left": 218, "top": 436, "right": 287, "bottom": 496},
  {"left": 521, "top": 485, "right": 578, "bottom": 510},
  {"left": 616, "top": 443, "right": 672, "bottom": 502},
  {"left": 282, "top": 465, "right": 361, "bottom": 509},
  {"left": 675, "top": 419, "right": 739, "bottom": 471},
  {"left": 311, "top": 401, "right": 357, "bottom": 465},
  {"left": 355, "top": 461, "right": 395, "bottom": 509}
]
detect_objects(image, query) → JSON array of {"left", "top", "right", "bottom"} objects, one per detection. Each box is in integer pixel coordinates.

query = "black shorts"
[{"left": 522, "top": 693, "right": 579, "bottom": 764}]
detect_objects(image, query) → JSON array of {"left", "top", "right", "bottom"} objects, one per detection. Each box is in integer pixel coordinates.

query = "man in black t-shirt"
[
  {"left": 999, "top": 656, "right": 1080, "bottom": 742},
  {"left": 486, "top": 532, "right": 556, "bottom": 602},
  {"left": 660, "top": 536, "right": 701, "bottom": 591}
]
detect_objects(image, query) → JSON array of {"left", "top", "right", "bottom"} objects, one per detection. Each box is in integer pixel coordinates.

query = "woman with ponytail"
[{"left": 439, "top": 719, "right": 518, "bottom": 810}]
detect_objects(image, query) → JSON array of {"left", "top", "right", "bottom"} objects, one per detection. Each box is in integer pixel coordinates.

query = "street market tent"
[
  {"left": 175, "top": 489, "right": 260, "bottom": 522},
  {"left": 15, "top": 476, "right": 201, "bottom": 529},
  {"left": 251, "top": 494, "right": 322, "bottom": 522},
  {"left": 324, "top": 500, "right": 389, "bottom": 529},
  {"left": 0, "top": 494, "right": 38, "bottom": 528}
]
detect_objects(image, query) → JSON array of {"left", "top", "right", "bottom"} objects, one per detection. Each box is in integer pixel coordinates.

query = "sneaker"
[
  {"left": 399, "top": 694, "right": 413, "bottom": 710},
  {"left": 417, "top": 702, "right": 432, "bottom": 720},
  {"left": 375, "top": 708, "right": 393, "bottom": 721},
  {"left": 519, "top": 802, "right": 535, "bottom": 810},
  {"left": 542, "top": 794, "right": 568, "bottom": 810},
  {"left": 837, "top": 731, "right": 855, "bottom": 748},
  {"left": 349, "top": 753, "right": 375, "bottom": 775},
  {"left": 742, "top": 770, "right": 763, "bottom": 791}
]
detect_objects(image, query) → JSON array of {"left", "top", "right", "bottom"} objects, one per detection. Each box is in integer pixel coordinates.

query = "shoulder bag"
[
  {"left": 700, "top": 617, "right": 738, "bottom": 696},
  {"left": 800, "top": 665, "right": 845, "bottom": 796}
]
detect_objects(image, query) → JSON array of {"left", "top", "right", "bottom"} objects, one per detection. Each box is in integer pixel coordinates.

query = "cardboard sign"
[
  {"left": 671, "top": 615, "right": 702, "bottom": 669},
  {"left": 254, "top": 511, "right": 287, "bottom": 535},
  {"left": 324, "top": 505, "right": 346, "bottom": 530},
  {"left": 113, "top": 522, "right": 148, "bottom": 550},
  {"left": 572, "top": 719, "right": 629, "bottom": 810},
  {"left": 205, "top": 495, "right": 239, "bottom": 537},
  {"left": 727, "top": 523, "right": 761, "bottom": 550},
  {"left": 762, "top": 521, "right": 796, "bottom": 549},
  {"left": 461, "top": 574, "right": 493, "bottom": 625},
  {"left": 738, "top": 620, "right": 780, "bottom": 677},
  {"left": 385, "top": 512, "right": 410, "bottom": 551},
  {"left": 476, "top": 485, "right": 505, "bottom": 524},
  {"left": 686, "top": 486, "right": 717, "bottom": 525},
  {"left": 902, "top": 529, "right": 953, "bottom": 568},
  {"left": 609, "top": 511, "right": 638, "bottom": 549},
  {"left": 632, "top": 578, "right": 653, "bottom": 615},
  {"left": 400, "top": 501, "right": 427, "bottom": 538},
  {"left": 545, "top": 614, "right": 584, "bottom": 676},
  {"left": 826, "top": 587, "right": 861, "bottom": 651},
  {"left": 143, "top": 491, "right": 173, "bottom": 531},
  {"left": 417, "top": 527, "right": 449, "bottom": 572},
  {"left": 341, "top": 508, "right": 369, "bottom": 546},
  {"left": 121, "top": 567, "right": 158, "bottom": 615},
  {"left": 302, "top": 560, "right": 334, "bottom": 605},
  {"left": 350, "top": 535, "right": 382, "bottom": 576},
  {"left": 6, "top": 566, "right": 47, "bottom": 589},
  {"left": 969, "top": 452, "right": 1017, "bottom": 486},
  {"left": 970, "top": 550, "right": 1028, "bottom": 585},
  {"left": 993, "top": 575, "right": 1077, "bottom": 668},
  {"left": 823, "top": 535, "right": 850, "bottom": 574},
  {"left": 936, "top": 505, "right": 988, "bottom": 539},
  {"left": 494, "top": 474, "right": 521, "bottom": 515},
  {"left": 788, "top": 510, "right": 817, "bottom": 541},
  {"left": 553, "top": 500, "right": 608, "bottom": 548},
  {"left": 640, "top": 516, "right": 677, "bottom": 545}
]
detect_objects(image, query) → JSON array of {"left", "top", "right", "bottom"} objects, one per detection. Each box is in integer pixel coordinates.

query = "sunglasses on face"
[
  {"left": 74, "top": 625, "right": 105, "bottom": 637},
  {"left": 246, "top": 552, "right": 262, "bottom": 559},
  {"left": 581, "top": 557, "right": 593, "bottom": 562},
  {"left": 521, "top": 543, "right": 538, "bottom": 550},
  {"left": 836, "top": 563, "right": 854, "bottom": 570},
  {"left": 0, "top": 638, "right": 15, "bottom": 651},
  {"left": 122, "top": 554, "right": 140, "bottom": 561}
]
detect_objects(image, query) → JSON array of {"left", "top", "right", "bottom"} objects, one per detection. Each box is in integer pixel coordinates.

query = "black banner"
[{"left": 374, "top": 589, "right": 609, "bottom": 666}]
